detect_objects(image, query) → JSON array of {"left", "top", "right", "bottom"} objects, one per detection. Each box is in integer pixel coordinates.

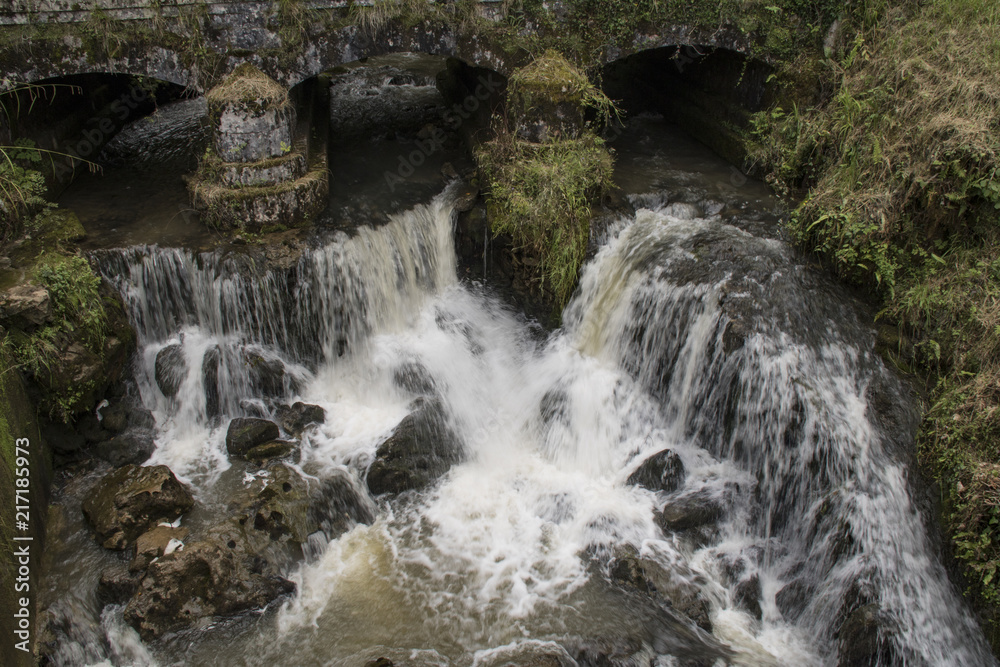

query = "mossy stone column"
[
  {"left": 190, "top": 63, "right": 328, "bottom": 232},
  {"left": 209, "top": 64, "right": 296, "bottom": 163}
]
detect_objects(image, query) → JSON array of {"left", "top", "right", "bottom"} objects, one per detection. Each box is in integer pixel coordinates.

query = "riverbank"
[{"left": 750, "top": 0, "right": 1000, "bottom": 648}]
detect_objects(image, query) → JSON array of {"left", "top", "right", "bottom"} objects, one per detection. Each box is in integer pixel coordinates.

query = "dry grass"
[{"left": 206, "top": 63, "right": 289, "bottom": 110}]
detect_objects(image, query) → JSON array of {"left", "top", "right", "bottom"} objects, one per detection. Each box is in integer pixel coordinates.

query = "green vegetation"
[
  {"left": 9, "top": 254, "right": 108, "bottom": 422},
  {"left": 477, "top": 51, "right": 615, "bottom": 305},
  {"left": 751, "top": 0, "right": 1000, "bottom": 643}
]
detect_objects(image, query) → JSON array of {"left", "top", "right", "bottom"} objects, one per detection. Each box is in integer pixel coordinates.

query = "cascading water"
[{"left": 45, "top": 115, "right": 997, "bottom": 666}]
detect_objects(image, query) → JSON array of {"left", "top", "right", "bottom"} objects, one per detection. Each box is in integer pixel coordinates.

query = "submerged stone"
[
  {"left": 626, "top": 449, "right": 686, "bottom": 494},
  {"left": 154, "top": 344, "right": 186, "bottom": 398},
  {"left": 366, "top": 398, "right": 462, "bottom": 495}
]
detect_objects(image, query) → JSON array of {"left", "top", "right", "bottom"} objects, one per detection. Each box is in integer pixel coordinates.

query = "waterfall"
[{"left": 77, "top": 184, "right": 995, "bottom": 665}]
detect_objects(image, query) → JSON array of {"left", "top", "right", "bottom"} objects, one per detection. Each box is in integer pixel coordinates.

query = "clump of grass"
[
  {"left": 206, "top": 63, "right": 289, "bottom": 111},
  {"left": 507, "top": 49, "right": 616, "bottom": 118},
  {"left": 477, "top": 132, "right": 613, "bottom": 305},
  {"left": 9, "top": 254, "right": 108, "bottom": 422},
  {"left": 751, "top": 0, "right": 1000, "bottom": 633}
]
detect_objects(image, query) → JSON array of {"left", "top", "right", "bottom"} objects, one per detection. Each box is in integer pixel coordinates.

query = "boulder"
[
  {"left": 130, "top": 525, "right": 189, "bottom": 572},
  {"left": 97, "top": 565, "right": 144, "bottom": 607},
  {"left": 93, "top": 430, "right": 156, "bottom": 467},
  {"left": 275, "top": 401, "right": 325, "bottom": 436},
  {"left": 733, "top": 574, "right": 762, "bottom": 621},
  {"left": 307, "top": 470, "right": 375, "bottom": 540},
  {"left": 82, "top": 465, "right": 194, "bottom": 550},
  {"left": 775, "top": 579, "right": 811, "bottom": 619},
  {"left": 100, "top": 399, "right": 155, "bottom": 434},
  {"left": 245, "top": 350, "right": 287, "bottom": 397},
  {"left": 226, "top": 418, "right": 280, "bottom": 458},
  {"left": 608, "top": 545, "right": 712, "bottom": 633},
  {"left": 203, "top": 345, "right": 222, "bottom": 419},
  {"left": 655, "top": 492, "right": 725, "bottom": 533},
  {"left": 123, "top": 521, "right": 295, "bottom": 639},
  {"left": 0, "top": 282, "right": 51, "bottom": 329},
  {"left": 392, "top": 362, "right": 436, "bottom": 396},
  {"left": 366, "top": 398, "right": 462, "bottom": 495},
  {"left": 836, "top": 603, "right": 900, "bottom": 667},
  {"left": 155, "top": 344, "right": 186, "bottom": 398},
  {"left": 626, "top": 449, "right": 685, "bottom": 494},
  {"left": 230, "top": 463, "right": 312, "bottom": 544}
]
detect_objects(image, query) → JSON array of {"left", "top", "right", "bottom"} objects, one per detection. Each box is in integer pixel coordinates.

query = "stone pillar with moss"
[
  {"left": 476, "top": 51, "right": 616, "bottom": 308},
  {"left": 190, "top": 63, "right": 328, "bottom": 233}
]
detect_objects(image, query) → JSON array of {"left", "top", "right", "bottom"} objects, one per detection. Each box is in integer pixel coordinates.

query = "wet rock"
[
  {"left": 97, "top": 565, "right": 143, "bottom": 607},
  {"left": 392, "top": 362, "right": 436, "bottom": 396},
  {"left": 626, "top": 449, "right": 686, "bottom": 494},
  {"left": 722, "top": 318, "right": 749, "bottom": 354},
  {"left": 474, "top": 644, "right": 575, "bottom": 666},
  {"left": 76, "top": 412, "right": 112, "bottom": 444},
  {"left": 775, "top": 579, "right": 812, "bottom": 619},
  {"left": 130, "top": 525, "right": 189, "bottom": 572},
  {"left": 82, "top": 465, "right": 194, "bottom": 550},
  {"left": 203, "top": 345, "right": 221, "bottom": 419},
  {"left": 733, "top": 574, "right": 762, "bottom": 621},
  {"left": 608, "top": 545, "right": 712, "bottom": 633},
  {"left": 245, "top": 439, "right": 298, "bottom": 463},
  {"left": 245, "top": 350, "right": 287, "bottom": 397},
  {"left": 366, "top": 397, "right": 462, "bottom": 495},
  {"left": 664, "top": 202, "right": 702, "bottom": 220},
  {"left": 123, "top": 521, "right": 296, "bottom": 640},
  {"left": 836, "top": 603, "right": 900, "bottom": 667},
  {"left": 231, "top": 463, "right": 311, "bottom": 544},
  {"left": 226, "top": 417, "right": 280, "bottom": 458},
  {"left": 275, "top": 401, "right": 325, "bottom": 436},
  {"left": 307, "top": 470, "right": 374, "bottom": 540},
  {"left": 100, "top": 399, "right": 155, "bottom": 434},
  {"left": 155, "top": 344, "right": 186, "bottom": 398},
  {"left": 562, "top": 635, "right": 648, "bottom": 667},
  {"left": 364, "top": 659, "right": 394, "bottom": 667},
  {"left": 93, "top": 430, "right": 156, "bottom": 467},
  {"left": 0, "top": 282, "right": 51, "bottom": 329},
  {"left": 654, "top": 492, "right": 725, "bottom": 533}
]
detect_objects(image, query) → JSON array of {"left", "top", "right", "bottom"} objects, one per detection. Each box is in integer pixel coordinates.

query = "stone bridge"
[{"left": 0, "top": 0, "right": 761, "bottom": 91}]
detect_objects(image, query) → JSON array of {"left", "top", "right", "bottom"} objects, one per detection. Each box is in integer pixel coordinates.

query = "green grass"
[
  {"left": 477, "top": 51, "right": 615, "bottom": 306},
  {"left": 750, "top": 0, "right": 1000, "bottom": 641}
]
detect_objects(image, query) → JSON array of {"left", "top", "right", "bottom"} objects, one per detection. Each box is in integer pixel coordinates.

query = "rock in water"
[
  {"left": 226, "top": 417, "right": 281, "bottom": 458},
  {"left": 275, "top": 401, "right": 326, "bottom": 436},
  {"left": 154, "top": 344, "right": 186, "bottom": 397},
  {"left": 82, "top": 465, "right": 194, "bottom": 550},
  {"left": 654, "top": 491, "right": 725, "bottom": 533},
  {"left": 366, "top": 398, "right": 462, "bottom": 495},
  {"left": 123, "top": 522, "right": 295, "bottom": 639},
  {"left": 626, "top": 449, "right": 685, "bottom": 494}
]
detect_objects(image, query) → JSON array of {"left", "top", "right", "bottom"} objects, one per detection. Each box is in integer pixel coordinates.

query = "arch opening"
[{"left": 602, "top": 45, "right": 775, "bottom": 165}]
